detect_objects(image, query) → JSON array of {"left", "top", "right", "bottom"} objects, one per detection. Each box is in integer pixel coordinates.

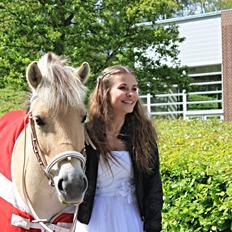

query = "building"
[{"left": 150, "top": 10, "right": 232, "bottom": 121}]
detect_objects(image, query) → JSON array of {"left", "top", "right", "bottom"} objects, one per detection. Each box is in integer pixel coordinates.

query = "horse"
[{"left": 0, "top": 52, "right": 90, "bottom": 231}]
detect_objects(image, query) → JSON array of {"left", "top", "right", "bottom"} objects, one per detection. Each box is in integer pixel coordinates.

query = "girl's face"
[{"left": 108, "top": 73, "right": 139, "bottom": 116}]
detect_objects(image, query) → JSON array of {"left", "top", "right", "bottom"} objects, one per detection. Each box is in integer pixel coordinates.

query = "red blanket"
[
  {"left": 0, "top": 111, "right": 74, "bottom": 231},
  {"left": 0, "top": 110, "right": 26, "bottom": 181}
]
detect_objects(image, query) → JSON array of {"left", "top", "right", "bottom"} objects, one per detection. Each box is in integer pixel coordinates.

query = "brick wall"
[{"left": 222, "top": 10, "right": 232, "bottom": 121}]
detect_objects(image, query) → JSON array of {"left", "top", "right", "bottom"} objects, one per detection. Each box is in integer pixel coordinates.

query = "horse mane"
[{"left": 31, "top": 53, "right": 86, "bottom": 113}]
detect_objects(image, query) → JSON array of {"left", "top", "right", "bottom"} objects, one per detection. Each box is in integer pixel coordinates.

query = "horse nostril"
[
  {"left": 58, "top": 178, "right": 64, "bottom": 191},
  {"left": 57, "top": 175, "right": 87, "bottom": 196}
]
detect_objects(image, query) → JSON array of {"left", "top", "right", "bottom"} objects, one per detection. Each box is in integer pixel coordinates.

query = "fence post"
[
  {"left": 147, "top": 93, "right": 151, "bottom": 116},
  {"left": 183, "top": 89, "right": 187, "bottom": 119}
]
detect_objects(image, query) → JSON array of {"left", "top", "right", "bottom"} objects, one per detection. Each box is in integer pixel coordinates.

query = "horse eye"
[
  {"left": 81, "top": 114, "right": 87, "bottom": 123},
  {"left": 35, "top": 116, "right": 45, "bottom": 127}
]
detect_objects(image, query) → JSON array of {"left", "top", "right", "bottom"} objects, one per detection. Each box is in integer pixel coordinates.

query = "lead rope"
[
  {"left": 69, "top": 127, "right": 96, "bottom": 232},
  {"left": 69, "top": 127, "right": 95, "bottom": 232},
  {"left": 22, "top": 115, "right": 53, "bottom": 232},
  {"left": 84, "top": 126, "right": 96, "bottom": 150},
  {"left": 70, "top": 204, "right": 79, "bottom": 232}
]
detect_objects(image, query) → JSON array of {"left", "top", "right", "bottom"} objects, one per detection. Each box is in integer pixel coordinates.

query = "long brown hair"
[{"left": 87, "top": 65, "right": 157, "bottom": 172}]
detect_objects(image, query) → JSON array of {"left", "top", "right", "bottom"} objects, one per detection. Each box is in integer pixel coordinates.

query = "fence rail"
[{"left": 140, "top": 81, "right": 224, "bottom": 120}]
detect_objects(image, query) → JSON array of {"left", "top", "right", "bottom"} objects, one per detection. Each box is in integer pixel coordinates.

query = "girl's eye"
[
  {"left": 119, "top": 86, "right": 127, "bottom": 90},
  {"left": 132, "top": 87, "right": 138, "bottom": 92},
  {"left": 35, "top": 116, "right": 46, "bottom": 127}
]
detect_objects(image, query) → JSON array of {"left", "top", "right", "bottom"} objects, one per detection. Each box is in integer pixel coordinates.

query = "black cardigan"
[{"left": 77, "top": 142, "right": 163, "bottom": 232}]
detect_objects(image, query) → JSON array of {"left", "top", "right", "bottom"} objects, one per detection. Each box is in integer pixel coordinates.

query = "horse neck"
[{"left": 11, "top": 128, "right": 65, "bottom": 219}]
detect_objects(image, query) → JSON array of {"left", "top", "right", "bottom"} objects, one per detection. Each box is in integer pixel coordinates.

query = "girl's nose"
[
  {"left": 125, "top": 86, "right": 138, "bottom": 97},
  {"left": 126, "top": 91, "right": 132, "bottom": 97}
]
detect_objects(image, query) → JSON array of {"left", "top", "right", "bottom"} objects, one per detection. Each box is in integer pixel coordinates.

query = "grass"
[{"left": 0, "top": 87, "right": 27, "bottom": 116}]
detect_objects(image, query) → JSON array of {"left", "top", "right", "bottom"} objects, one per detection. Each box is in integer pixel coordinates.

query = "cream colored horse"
[{"left": 1, "top": 53, "right": 89, "bottom": 231}]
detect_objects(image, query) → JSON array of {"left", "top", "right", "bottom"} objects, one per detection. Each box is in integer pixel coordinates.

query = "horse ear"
[
  {"left": 47, "top": 52, "right": 53, "bottom": 63},
  {"left": 76, "top": 62, "right": 90, "bottom": 83},
  {"left": 26, "top": 61, "right": 42, "bottom": 90}
]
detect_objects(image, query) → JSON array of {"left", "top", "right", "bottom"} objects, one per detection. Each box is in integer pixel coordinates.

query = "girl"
[{"left": 77, "top": 66, "right": 163, "bottom": 232}]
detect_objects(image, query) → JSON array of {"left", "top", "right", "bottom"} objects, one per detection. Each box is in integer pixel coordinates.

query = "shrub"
[
  {"left": 188, "top": 94, "right": 221, "bottom": 110},
  {"left": 156, "top": 119, "right": 232, "bottom": 231}
]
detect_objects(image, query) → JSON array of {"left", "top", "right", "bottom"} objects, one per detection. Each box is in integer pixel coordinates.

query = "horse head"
[{"left": 12, "top": 52, "right": 89, "bottom": 219}]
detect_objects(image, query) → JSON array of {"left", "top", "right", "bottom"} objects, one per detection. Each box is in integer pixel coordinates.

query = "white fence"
[{"left": 140, "top": 81, "right": 224, "bottom": 120}]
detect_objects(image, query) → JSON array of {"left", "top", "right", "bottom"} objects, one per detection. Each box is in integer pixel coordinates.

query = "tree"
[
  {"left": 176, "top": 0, "right": 232, "bottom": 16},
  {"left": 219, "top": 0, "right": 232, "bottom": 9},
  {"left": 0, "top": 0, "right": 189, "bottom": 94}
]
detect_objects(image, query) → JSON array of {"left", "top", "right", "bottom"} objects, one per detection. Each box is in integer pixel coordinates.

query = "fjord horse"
[{"left": 0, "top": 53, "right": 89, "bottom": 231}]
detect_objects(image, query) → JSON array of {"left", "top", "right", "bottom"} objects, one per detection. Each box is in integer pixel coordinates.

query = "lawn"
[{"left": 0, "top": 88, "right": 28, "bottom": 116}]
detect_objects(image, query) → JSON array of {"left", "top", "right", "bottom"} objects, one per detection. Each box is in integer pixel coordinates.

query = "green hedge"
[{"left": 156, "top": 119, "right": 232, "bottom": 231}]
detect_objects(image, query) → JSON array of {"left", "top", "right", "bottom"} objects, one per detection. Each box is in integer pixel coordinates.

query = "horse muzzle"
[{"left": 45, "top": 151, "right": 88, "bottom": 204}]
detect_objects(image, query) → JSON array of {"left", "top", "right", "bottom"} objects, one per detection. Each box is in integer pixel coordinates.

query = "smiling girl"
[{"left": 76, "top": 66, "right": 163, "bottom": 232}]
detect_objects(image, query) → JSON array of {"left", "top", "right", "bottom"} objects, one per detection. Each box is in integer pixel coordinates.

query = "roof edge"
[{"left": 157, "top": 11, "right": 221, "bottom": 25}]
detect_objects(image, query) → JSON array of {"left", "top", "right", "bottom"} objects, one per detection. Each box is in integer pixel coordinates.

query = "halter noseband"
[{"left": 28, "top": 112, "right": 86, "bottom": 186}]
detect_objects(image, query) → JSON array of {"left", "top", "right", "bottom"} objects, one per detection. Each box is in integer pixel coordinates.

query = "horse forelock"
[{"left": 32, "top": 53, "right": 86, "bottom": 113}]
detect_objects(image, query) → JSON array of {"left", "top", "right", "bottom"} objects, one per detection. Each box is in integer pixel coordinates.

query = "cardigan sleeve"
[{"left": 143, "top": 146, "right": 163, "bottom": 232}]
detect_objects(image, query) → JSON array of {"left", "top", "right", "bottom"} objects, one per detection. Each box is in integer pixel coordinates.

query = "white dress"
[{"left": 75, "top": 151, "right": 143, "bottom": 232}]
